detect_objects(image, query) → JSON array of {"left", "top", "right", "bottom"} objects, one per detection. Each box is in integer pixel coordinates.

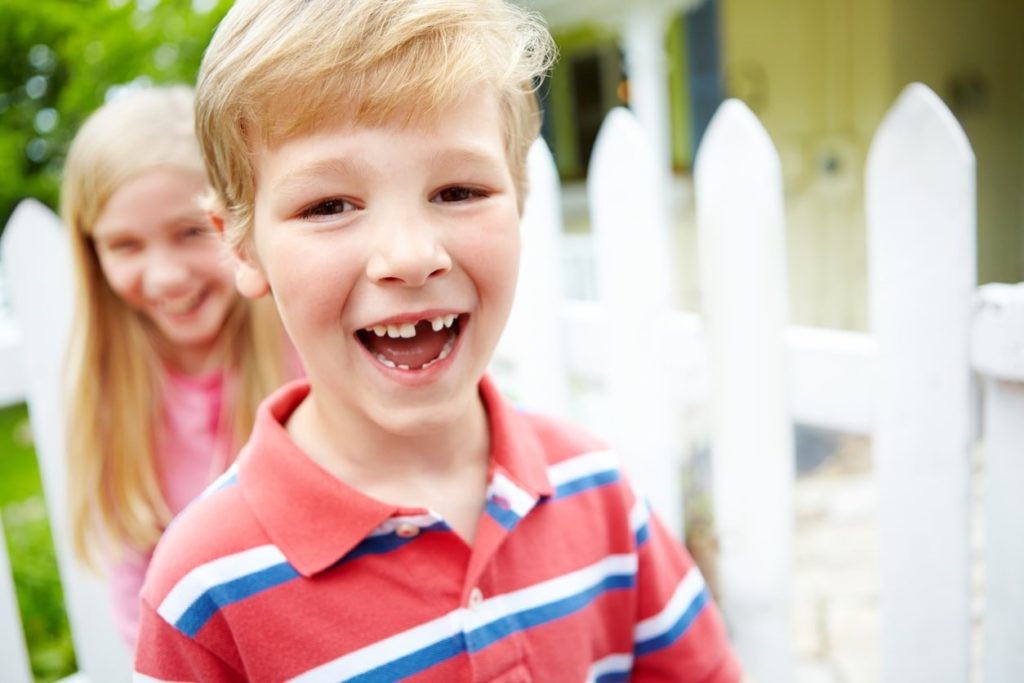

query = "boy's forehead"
[{"left": 251, "top": 90, "right": 508, "bottom": 156}]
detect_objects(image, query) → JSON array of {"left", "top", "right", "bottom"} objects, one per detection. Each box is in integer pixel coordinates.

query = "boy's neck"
[{"left": 284, "top": 382, "right": 491, "bottom": 540}]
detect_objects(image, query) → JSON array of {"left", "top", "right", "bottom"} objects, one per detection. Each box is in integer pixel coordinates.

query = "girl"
[{"left": 61, "top": 85, "right": 295, "bottom": 647}]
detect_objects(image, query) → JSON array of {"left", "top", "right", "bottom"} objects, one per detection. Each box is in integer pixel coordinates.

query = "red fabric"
[{"left": 136, "top": 377, "right": 742, "bottom": 682}]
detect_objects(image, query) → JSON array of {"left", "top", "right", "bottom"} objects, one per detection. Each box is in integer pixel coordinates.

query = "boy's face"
[{"left": 240, "top": 93, "right": 520, "bottom": 437}]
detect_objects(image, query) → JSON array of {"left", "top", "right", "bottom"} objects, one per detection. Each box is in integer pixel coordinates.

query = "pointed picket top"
[
  {"left": 693, "top": 98, "right": 793, "bottom": 683},
  {"left": 499, "top": 137, "right": 570, "bottom": 418},
  {"left": 1, "top": 198, "right": 133, "bottom": 681},
  {"left": 695, "top": 98, "right": 782, "bottom": 204},
  {"left": 588, "top": 105, "right": 671, "bottom": 308},
  {"left": 867, "top": 82, "right": 973, "bottom": 188},
  {"left": 586, "top": 106, "right": 680, "bottom": 538},
  {"left": 867, "top": 82, "right": 975, "bottom": 683}
]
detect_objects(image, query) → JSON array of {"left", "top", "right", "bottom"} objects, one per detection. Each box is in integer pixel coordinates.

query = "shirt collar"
[{"left": 238, "top": 375, "right": 553, "bottom": 577}]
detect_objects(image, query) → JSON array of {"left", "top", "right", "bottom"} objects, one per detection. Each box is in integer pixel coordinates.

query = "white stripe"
[
  {"left": 629, "top": 498, "right": 650, "bottom": 535},
  {"left": 488, "top": 472, "right": 537, "bottom": 517},
  {"left": 369, "top": 513, "right": 441, "bottom": 537},
  {"left": 634, "top": 566, "right": 706, "bottom": 642},
  {"left": 134, "top": 673, "right": 178, "bottom": 683},
  {"left": 547, "top": 450, "right": 620, "bottom": 487},
  {"left": 157, "top": 545, "right": 287, "bottom": 625},
  {"left": 290, "top": 553, "right": 638, "bottom": 682},
  {"left": 586, "top": 653, "right": 634, "bottom": 682},
  {"left": 288, "top": 608, "right": 467, "bottom": 682},
  {"left": 466, "top": 553, "right": 637, "bottom": 632}
]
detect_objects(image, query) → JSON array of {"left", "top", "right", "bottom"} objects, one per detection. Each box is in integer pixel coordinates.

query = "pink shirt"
[{"left": 108, "top": 367, "right": 230, "bottom": 649}]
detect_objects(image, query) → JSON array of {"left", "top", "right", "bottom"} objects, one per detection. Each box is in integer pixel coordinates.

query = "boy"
[{"left": 134, "top": 0, "right": 744, "bottom": 681}]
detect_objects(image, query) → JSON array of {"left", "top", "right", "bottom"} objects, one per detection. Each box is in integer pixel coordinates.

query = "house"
[{"left": 521, "top": 0, "right": 1024, "bottom": 330}]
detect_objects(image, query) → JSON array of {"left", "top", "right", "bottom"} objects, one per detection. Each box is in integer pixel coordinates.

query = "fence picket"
[
  {"left": 587, "top": 107, "right": 682, "bottom": 537},
  {"left": 970, "top": 283, "right": 1024, "bottom": 682},
  {"left": 496, "top": 138, "right": 571, "bottom": 418},
  {"left": 1, "top": 200, "right": 131, "bottom": 682},
  {"left": 0, "top": 517, "right": 32, "bottom": 683},
  {"left": 867, "top": 83, "right": 976, "bottom": 683},
  {"left": 694, "top": 98, "right": 793, "bottom": 683}
]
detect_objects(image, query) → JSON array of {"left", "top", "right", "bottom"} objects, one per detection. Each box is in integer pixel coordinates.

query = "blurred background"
[{"left": 1, "top": 0, "right": 1021, "bottom": 681}]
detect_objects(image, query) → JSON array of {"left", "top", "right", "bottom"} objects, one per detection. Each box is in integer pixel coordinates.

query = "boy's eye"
[
  {"left": 300, "top": 198, "right": 357, "bottom": 219},
  {"left": 433, "top": 186, "right": 487, "bottom": 203}
]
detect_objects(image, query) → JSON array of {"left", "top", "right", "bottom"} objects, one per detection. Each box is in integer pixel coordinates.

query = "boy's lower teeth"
[{"left": 373, "top": 333, "right": 455, "bottom": 371}]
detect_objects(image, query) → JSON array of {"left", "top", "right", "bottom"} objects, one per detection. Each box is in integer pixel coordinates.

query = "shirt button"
[
  {"left": 395, "top": 523, "right": 420, "bottom": 538},
  {"left": 468, "top": 587, "right": 484, "bottom": 609}
]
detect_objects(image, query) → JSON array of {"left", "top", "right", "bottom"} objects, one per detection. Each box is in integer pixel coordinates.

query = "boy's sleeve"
[
  {"left": 134, "top": 598, "right": 243, "bottom": 683},
  {"left": 631, "top": 506, "right": 744, "bottom": 683}
]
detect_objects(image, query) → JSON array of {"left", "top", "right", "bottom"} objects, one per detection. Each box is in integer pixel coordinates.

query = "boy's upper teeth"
[{"left": 368, "top": 314, "right": 458, "bottom": 338}]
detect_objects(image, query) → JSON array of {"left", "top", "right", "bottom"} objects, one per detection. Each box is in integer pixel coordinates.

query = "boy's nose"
[{"left": 365, "top": 217, "right": 452, "bottom": 287}]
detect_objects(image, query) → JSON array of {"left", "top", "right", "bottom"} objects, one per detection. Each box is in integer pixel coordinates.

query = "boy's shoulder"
[
  {"left": 514, "top": 407, "right": 608, "bottom": 465},
  {"left": 140, "top": 469, "right": 268, "bottom": 615}
]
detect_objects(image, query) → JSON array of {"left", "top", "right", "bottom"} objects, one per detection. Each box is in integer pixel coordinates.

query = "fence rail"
[{"left": 2, "top": 83, "right": 1022, "bottom": 682}]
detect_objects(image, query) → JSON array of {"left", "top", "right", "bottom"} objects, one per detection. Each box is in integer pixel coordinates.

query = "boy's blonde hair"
[
  {"left": 196, "top": 0, "right": 556, "bottom": 250},
  {"left": 61, "top": 86, "right": 288, "bottom": 568}
]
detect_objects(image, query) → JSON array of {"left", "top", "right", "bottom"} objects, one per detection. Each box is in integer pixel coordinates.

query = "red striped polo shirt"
[{"left": 135, "top": 377, "right": 743, "bottom": 682}]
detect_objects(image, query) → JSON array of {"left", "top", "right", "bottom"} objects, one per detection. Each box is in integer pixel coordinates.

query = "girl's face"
[{"left": 92, "top": 167, "right": 238, "bottom": 374}]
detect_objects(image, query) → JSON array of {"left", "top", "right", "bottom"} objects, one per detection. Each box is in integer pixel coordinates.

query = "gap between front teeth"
[{"left": 370, "top": 314, "right": 457, "bottom": 339}]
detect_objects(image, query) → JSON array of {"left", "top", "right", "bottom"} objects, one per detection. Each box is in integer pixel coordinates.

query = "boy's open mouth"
[{"left": 357, "top": 314, "right": 463, "bottom": 371}]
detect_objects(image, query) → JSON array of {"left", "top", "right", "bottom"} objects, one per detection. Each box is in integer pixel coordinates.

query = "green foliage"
[
  {"left": 0, "top": 0, "right": 232, "bottom": 231},
  {"left": 0, "top": 403, "right": 75, "bottom": 682}
]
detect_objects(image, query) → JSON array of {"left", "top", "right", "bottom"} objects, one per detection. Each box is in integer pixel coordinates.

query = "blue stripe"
[
  {"left": 554, "top": 470, "right": 620, "bottom": 499},
  {"left": 346, "top": 570, "right": 636, "bottom": 681},
  {"left": 177, "top": 522, "right": 449, "bottom": 638},
  {"left": 595, "top": 671, "right": 631, "bottom": 683},
  {"left": 634, "top": 587, "right": 710, "bottom": 657},
  {"left": 339, "top": 522, "right": 448, "bottom": 567},
  {"left": 485, "top": 500, "right": 521, "bottom": 531},
  {"left": 467, "top": 572, "right": 635, "bottom": 652},
  {"left": 634, "top": 522, "right": 650, "bottom": 548},
  {"left": 175, "top": 561, "right": 299, "bottom": 637},
  {"left": 348, "top": 634, "right": 467, "bottom": 683}
]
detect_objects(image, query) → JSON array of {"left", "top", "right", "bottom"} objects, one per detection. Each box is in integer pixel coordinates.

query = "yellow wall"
[
  {"left": 720, "top": 0, "right": 1024, "bottom": 329},
  {"left": 890, "top": 0, "right": 1024, "bottom": 286},
  {"left": 721, "top": 0, "right": 892, "bottom": 330}
]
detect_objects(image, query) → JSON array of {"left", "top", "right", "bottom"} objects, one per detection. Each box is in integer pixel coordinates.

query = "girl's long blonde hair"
[{"left": 61, "top": 86, "right": 288, "bottom": 568}]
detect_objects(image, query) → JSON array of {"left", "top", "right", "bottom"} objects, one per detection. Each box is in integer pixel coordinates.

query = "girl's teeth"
[
  {"left": 374, "top": 353, "right": 397, "bottom": 369},
  {"left": 373, "top": 325, "right": 387, "bottom": 337},
  {"left": 430, "top": 317, "right": 445, "bottom": 332},
  {"left": 444, "top": 314, "right": 456, "bottom": 328},
  {"left": 400, "top": 323, "right": 416, "bottom": 338},
  {"left": 387, "top": 325, "right": 402, "bottom": 338}
]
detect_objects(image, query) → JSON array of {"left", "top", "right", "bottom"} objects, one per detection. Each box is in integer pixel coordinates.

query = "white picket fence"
[{"left": 1, "top": 82, "right": 1022, "bottom": 682}]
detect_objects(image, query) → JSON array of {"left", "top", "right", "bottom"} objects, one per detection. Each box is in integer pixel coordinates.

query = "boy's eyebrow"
[
  {"left": 271, "top": 157, "right": 371, "bottom": 198},
  {"left": 428, "top": 146, "right": 506, "bottom": 168}
]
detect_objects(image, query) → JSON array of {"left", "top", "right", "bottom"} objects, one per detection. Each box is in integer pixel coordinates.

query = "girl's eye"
[
  {"left": 433, "top": 186, "right": 487, "bottom": 204},
  {"left": 104, "top": 240, "right": 141, "bottom": 253},
  {"left": 300, "top": 198, "right": 357, "bottom": 219},
  {"left": 182, "top": 226, "right": 212, "bottom": 239}
]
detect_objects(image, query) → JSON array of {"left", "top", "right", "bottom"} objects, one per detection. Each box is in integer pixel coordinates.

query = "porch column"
[{"left": 621, "top": 5, "right": 674, "bottom": 182}]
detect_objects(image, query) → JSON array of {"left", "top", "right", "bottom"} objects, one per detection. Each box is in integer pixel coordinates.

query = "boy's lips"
[{"left": 355, "top": 312, "right": 466, "bottom": 371}]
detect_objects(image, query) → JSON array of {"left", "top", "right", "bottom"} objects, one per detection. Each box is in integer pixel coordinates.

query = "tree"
[{"left": 0, "top": 0, "right": 231, "bottom": 232}]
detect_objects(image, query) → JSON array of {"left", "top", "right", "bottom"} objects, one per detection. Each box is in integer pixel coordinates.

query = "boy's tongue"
[{"left": 362, "top": 320, "right": 449, "bottom": 369}]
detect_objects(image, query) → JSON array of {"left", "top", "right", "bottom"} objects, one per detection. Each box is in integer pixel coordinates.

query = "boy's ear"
[
  {"left": 209, "top": 210, "right": 272, "bottom": 299},
  {"left": 234, "top": 258, "right": 271, "bottom": 300}
]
